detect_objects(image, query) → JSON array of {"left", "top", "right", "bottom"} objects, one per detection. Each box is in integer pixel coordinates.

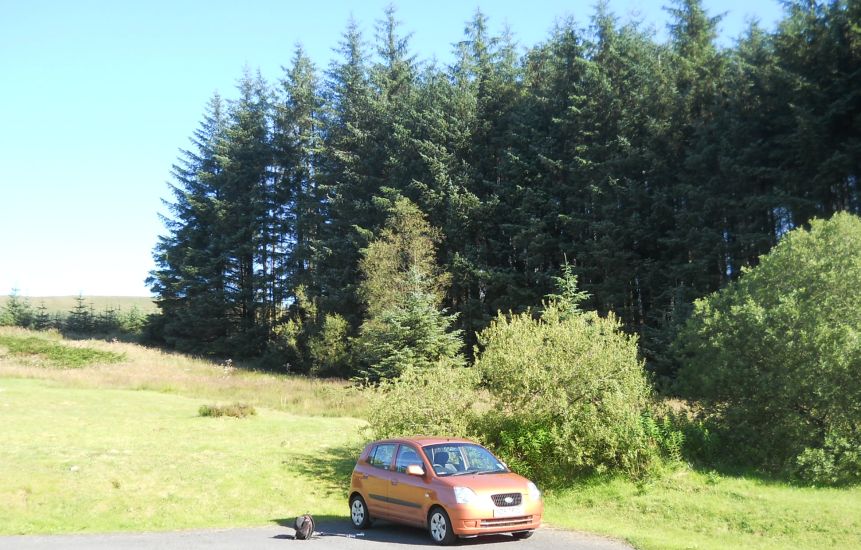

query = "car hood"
[{"left": 435, "top": 472, "right": 532, "bottom": 493}]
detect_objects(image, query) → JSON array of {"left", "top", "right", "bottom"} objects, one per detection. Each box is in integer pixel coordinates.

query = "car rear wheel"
[
  {"left": 349, "top": 495, "right": 372, "bottom": 529},
  {"left": 428, "top": 507, "right": 457, "bottom": 546}
]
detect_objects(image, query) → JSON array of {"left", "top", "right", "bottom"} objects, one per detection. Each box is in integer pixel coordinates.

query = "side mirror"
[{"left": 406, "top": 464, "right": 425, "bottom": 476}]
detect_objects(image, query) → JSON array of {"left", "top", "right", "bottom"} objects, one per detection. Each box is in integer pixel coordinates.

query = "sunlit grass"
[
  {"left": 545, "top": 468, "right": 861, "bottom": 550},
  {"left": 2, "top": 326, "right": 860, "bottom": 547},
  {"left": 0, "top": 327, "right": 367, "bottom": 418},
  {"left": 0, "top": 378, "right": 364, "bottom": 535}
]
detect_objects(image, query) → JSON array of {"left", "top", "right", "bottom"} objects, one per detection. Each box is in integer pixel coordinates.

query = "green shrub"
[
  {"left": 365, "top": 366, "right": 480, "bottom": 440},
  {"left": 640, "top": 412, "right": 686, "bottom": 464},
  {"left": 308, "top": 314, "right": 351, "bottom": 377},
  {"left": 675, "top": 212, "right": 861, "bottom": 483},
  {"left": 198, "top": 403, "right": 257, "bottom": 418},
  {"left": 793, "top": 432, "right": 861, "bottom": 486},
  {"left": 473, "top": 272, "right": 659, "bottom": 485},
  {"left": 0, "top": 334, "right": 125, "bottom": 368}
]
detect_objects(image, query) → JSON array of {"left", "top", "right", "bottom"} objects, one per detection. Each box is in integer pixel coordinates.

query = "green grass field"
[
  {"left": 1, "top": 327, "right": 860, "bottom": 547},
  {"left": 546, "top": 472, "right": 861, "bottom": 550},
  {"left": 0, "top": 378, "right": 363, "bottom": 534}
]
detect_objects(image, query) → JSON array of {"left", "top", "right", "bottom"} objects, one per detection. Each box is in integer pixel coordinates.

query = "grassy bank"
[{"left": 0, "top": 327, "right": 366, "bottom": 418}]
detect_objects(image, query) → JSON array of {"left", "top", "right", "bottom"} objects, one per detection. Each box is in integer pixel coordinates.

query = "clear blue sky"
[{"left": 0, "top": 0, "right": 783, "bottom": 297}]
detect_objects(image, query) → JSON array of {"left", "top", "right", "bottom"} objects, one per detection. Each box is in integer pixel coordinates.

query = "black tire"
[
  {"left": 428, "top": 506, "right": 457, "bottom": 546},
  {"left": 512, "top": 530, "right": 534, "bottom": 540},
  {"left": 349, "top": 494, "right": 372, "bottom": 529}
]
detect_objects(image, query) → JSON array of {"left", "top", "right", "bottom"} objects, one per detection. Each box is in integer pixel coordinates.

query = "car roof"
[{"left": 373, "top": 436, "right": 476, "bottom": 447}]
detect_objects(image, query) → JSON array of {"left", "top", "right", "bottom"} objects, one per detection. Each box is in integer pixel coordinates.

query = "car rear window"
[{"left": 368, "top": 443, "right": 396, "bottom": 469}]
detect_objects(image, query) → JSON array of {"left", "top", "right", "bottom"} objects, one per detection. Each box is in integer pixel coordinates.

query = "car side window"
[
  {"left": 368, "top": 444, "right": 396, "bottom": 470},
  {"left": 395, "top": 445, "right": 422, "bottom": 473}
]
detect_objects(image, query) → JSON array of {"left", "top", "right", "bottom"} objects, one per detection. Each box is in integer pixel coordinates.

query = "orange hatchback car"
[{"left": 349, "top": 437, "right": 543, "bottom": 545}]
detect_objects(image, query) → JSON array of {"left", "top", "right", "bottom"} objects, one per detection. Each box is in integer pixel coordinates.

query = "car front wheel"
[
  {"left": 349, "top": 495, "right": 372, "bottom": 529},
  {"left": 428, "top": 507, "right": 457, "bottom": 545},
  {"left": 512, "top": 530, "right": 534, "bottom": 539}
]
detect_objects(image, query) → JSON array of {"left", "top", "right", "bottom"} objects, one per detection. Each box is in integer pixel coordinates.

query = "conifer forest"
[{"left": 147, "top": 0, "right": 861, "bottom": 381}]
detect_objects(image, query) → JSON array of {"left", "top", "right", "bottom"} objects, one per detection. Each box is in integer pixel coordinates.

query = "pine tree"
[
  {"left": 34, "top": 302, "right": 54, "bottom": 331},
  {"left": 444, "top": 10, "right": 525, "bottom": 348},
  {"left": 772, "top": 0, "right": 861, "bottom": 222},
  {"left": 3, "top": 289, "right": 35, "bottom": 328},
  {"left": 317, "top": 17, "right": 376, "bottom": 325},
  {"left": 218, "top": 69, "right": 274, "bottom": 354},
  {"left": 354, "top": 197, "right": 463, "bottom": 381},
  {"left": 148, "top": 93, "right": 233, "bottom": 352},
  {"left": 65, "top": 295, "right": 94, "bottom": 334},
  {"left": 273, "top": 45, "right": 326, "bottom": 316}
]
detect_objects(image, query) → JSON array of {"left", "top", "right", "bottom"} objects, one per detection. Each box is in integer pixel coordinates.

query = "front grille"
[
  {"left": 491, "top": 492, "right": 522, "bottom": 506},
  {"left": 480, "top": 516, "right": 533, "bottom": 528}
]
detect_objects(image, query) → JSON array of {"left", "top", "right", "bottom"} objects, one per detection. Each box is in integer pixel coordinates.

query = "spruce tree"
[
  {"left": 34, "top": 302, "right": 54, "bottom": 331},
  {"left": 65, "top": 295, "right": 94, "bottom": 334},
  {"left": 274, "top": 45, "right": 326, "bottom": 305},
  {"left": 3, "top": 289, "right": 34, "bottom": 328},
  {"left": 354, "top": 197, "right": 463, "bottom": 382},
  {"left": 218, "top": 70, "right": 274, "bottom": 354},
  {"left": 317, "top": 17, "right": 376, "bottom": 325},
  {"left": 148, "top": 93, "right": 233, "bottom": 352}
]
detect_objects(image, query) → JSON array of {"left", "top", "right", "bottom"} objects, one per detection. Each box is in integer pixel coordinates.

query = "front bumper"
[{"left": 448, "top": 502, "right": 543, "bottom": 536}]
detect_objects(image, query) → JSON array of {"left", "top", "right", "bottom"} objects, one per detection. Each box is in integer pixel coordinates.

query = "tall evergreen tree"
[
  {"left": 274, "top": 45, "right": 326, "bottom": 313},
  {"left": 318, "top": 17, "right": 377, "bottom": 325},
  {"left": 772, "top": 0, "right": 861, "bottom": 222},
  {"left": 218, "top": 70, "right": 273, "bottom": 354},
  {"left": 148, "top": 93, "right": 233, "bottom": 352},
  {"left": 444, "top": 10, "right": 525, "bottom": 348}
]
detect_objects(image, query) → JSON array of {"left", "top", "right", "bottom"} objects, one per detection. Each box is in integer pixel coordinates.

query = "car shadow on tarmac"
[{"left": 273, "top": 517, "right": 526, "bottom": 546}]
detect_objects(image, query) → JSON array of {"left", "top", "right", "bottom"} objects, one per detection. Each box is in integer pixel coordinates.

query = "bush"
[
  {"left": 365, "top": 366, "right": 480, "bottom": 440},
  {"left": 473, "top": 270, "right": 659, "bottom": 485},
  {"left": 0, "top": 333, "right": 125, "bottom": 368},
  {"left": 793, "top": 432, "right": 861, "bottom": 486},
  {"left": 675, "top": 212, "right": 861, "bottom": 483},
  {"left": 308, "top": 313, "right": 351, "bottom": 377},
  {"left": 198, "top": 403, "right": 257, "bottom": 418}
]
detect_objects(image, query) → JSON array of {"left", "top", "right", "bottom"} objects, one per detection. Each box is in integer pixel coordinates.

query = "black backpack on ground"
[{"left": 294, "top": 514, "right": 315, "bottom": 540}]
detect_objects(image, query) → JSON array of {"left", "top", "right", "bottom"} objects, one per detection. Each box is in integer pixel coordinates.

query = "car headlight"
[
  {"left": 527, "top": 481, "right": 541, "bottom": 500},
  {"left": 453, "top": 486, "right": 479, "bottom": 504}
]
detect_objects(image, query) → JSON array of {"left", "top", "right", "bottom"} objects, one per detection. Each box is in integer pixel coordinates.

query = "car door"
[
  {"left": 360, "top": 443, "right": 397, "bottom": 519},
  {"left": 387, "top": 443, "right": 431, "bottom": 526}
]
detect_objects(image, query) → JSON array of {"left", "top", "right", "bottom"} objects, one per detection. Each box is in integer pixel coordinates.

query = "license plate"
[{"left": 493, "top": 505, "right": 525, "bottom": 518}]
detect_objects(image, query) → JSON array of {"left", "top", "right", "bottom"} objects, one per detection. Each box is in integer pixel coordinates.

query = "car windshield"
[{"left": 422, "top": 443, "right": 510, "bottom": 476}]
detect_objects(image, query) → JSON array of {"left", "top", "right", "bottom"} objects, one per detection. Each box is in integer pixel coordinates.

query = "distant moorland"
[{"left": 0, "top": 296, "right": 157, "bottom": 316}]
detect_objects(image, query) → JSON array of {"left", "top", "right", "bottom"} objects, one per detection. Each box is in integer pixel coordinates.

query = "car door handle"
[
  {"left": 361, "top": 474, "right": 368, "bottom": 480},
  {"left": 391, "top": 480, "right": 399, "bottom": 486}
]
